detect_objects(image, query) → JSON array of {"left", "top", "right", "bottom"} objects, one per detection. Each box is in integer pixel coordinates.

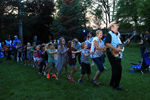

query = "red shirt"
[
  {"left": 67, "top": 48, "right": 77, "bottom": 64},
  {"left": 33, "top": 50, "right": 37, "bottom": 57}
]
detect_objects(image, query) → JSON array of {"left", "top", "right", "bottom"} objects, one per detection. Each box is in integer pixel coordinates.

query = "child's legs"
[
  {"left": 86, "top": 63, "right": 91, "bottom": 79},
  {"left": 70, "top": 65, "right": 77, "bottom": 78},
  {"left": 80, "top": 63, "right": 86, "bottom": 80},
  {"left": 39, "top": 61, "right": 44, "bottom": 73},
  {"left": 63, "top": 63, "right": 68, "bottom": 77},
  {"left": 17, "top": 52, "right": 19, "bottom": 62},
  {"left": 45, "top": 61, "right": 49, "bottom": 71},
  {"left": 48, "top": 62, "right": 53, "bottom": 74},
  {"left": 52, "top": 68, "right": 55, "bottom": 74}
]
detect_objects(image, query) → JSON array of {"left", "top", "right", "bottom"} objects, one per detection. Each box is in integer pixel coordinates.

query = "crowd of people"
[{"left": 1, "top": 23, "right": 149, "bottom": 90}]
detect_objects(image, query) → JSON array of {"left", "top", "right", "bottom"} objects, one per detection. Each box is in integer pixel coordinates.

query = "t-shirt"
[
  {"left": 105, "top": 31, "right": 122, "bottom": 52},
  {"left": 73, "top": 42, "right": 81, "bottom": 50},
  {"left": 67, "top": 48, "right": 77, "bottom": 64},
  {"left": 37, "top": 50, "right": 40, "bottom": 58},
  {"left": 27, "top": 47, "right": 31, "bottom": 53},
  {"left": 54, "top": 49, "right": 58, "bottom": 60},
  {"left": 85, "top": 40, "right": 91, "bottom": 49},
  {"left": 40, "top": 51, "right": 45, "bottom": 58},
  {"left": 45, "top": 51, "right": 48, "bottom": 61},
  {"left": 90, "top": 37, "right": 104, "bottom": 58},
  {"left": 140, "top": 37, "right": 147, "bottom": 47},
  {"left": 81, "top": 49, "right": 90, "bottom": 64},
  {"left": 30, "top": 46, "right": 34, "bottom": 56},
  {"left": 33, "top": 50, "right": 38, "bottom": 57},
  {"left": 18, "top": 46, "right": 22, "bottom": 52},
  {"left": 12, "top": 39, "right": 21, "bottom": 47},
  {"left": 48, "top": 49, "right": 55, "bottom": 63}
]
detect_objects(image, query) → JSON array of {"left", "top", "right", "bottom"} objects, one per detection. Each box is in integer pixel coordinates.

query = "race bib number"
[{"left": 72, "top": 54, "right": 75, "bottom": 58}]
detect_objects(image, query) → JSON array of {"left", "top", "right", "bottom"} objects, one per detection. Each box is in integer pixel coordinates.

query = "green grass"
[{"left": 1, "top": 43, "right": 150, "bottom": 100}]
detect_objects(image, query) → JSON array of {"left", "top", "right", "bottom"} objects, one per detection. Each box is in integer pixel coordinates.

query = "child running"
[
  {"left": 27, "top": 42, "right": 32, "bottom": 66},
  {"left": 67, "top": 41, "right": 82, "bottom": 82},
  {"left": 47, "top": 44, "right": 57, "bottom": 79},
  {"left": 33, "top": 46, "right": 38, "bottom": 68},
  {"left": 55, "top": 37, "right": 68, "bottom": 80},
  {"left": 39, "top": 45, "right": 46, "bottom": 74},
  {"left": 31, "top": 42, "right": 36, "bottom": 67},
  {"left": 78, "top": 42, "right": 92, "bottom": 83}
]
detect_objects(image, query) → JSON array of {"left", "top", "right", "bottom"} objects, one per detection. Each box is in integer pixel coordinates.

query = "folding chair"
[{"left": 130, "top": 52, "right": 150, "bottom": 74}]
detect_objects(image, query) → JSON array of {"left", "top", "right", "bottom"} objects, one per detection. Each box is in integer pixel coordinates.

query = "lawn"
[{"left": 0, "top": 43, "right": 150, "bottom": 100}]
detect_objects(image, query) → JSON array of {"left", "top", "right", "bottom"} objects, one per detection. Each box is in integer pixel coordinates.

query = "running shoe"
[
  {"left": 52, "top": 74, "right": 56, "bottom": 78},
  {"left": 70, "top": 79, "right": 75, "bottom": 82},
  {"left": 68, "top": 75, "right": 71, "bottom": 79},
  {"left": 78, "top": 79, "right": 82, "bottom": 83},
  {"left": 44, "top": 72, "right": 46, "bottom": 76},
  {"left": 47, "top": 74, "right": 50, "bottom": 79}
]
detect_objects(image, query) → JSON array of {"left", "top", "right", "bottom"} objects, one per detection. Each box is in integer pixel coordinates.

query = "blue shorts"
[
  {"left": 69, "top": 63, "right": 76, "bottom": 67},
  {"left": 45, "top": 60, "right": 48, "bottom": 64},
  {"left": 54, "top": 60, "right": 57, "bottom": 64}
]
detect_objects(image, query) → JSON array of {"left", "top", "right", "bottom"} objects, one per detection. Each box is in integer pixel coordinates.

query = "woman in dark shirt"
[{"left": 139, "top": 33, "right": 148, "bottom": 56}]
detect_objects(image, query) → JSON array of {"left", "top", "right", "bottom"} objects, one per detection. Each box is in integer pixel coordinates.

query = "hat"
[{"left": 14, "top": 35, "right": 17, "bottom": 38}]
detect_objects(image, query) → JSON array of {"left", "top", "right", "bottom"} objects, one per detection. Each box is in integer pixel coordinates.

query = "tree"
[
  {"left": 22, "top": 0, "right": 55, "bottom": 43},
  {"left": 86, "top": 0, "right": 111, "bottom": 29},
  {"left": 50, "top": 0, "right": 87, "bottom": 41},
  {"left": 0, "top": 0, "right": 20, "bottom": 41},
  {"left": 135, "top": 0, "right": 150, "bottom": 31},
  {"left": 0, "top": 0, "right": 55, "bottom": 43},
  {"left": 114, "top": 0, "right": 139, "bottom": 32}
]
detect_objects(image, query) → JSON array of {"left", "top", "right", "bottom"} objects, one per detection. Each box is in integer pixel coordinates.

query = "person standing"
[
  {"left": 55, "top": 37, "right": 68, "bottom": 80},
  {"left": 90, "top": 30, "right": 107, "bottom": 85},
  {"left": 72, "top": 38, "right": 82, "bottom": 68},
  {"left": 139, "top": 33, "right": 148, "bottom": 56},
  {"left": 105, "top": 23, "right": 122, "bottom": 90},
  {"left": 12, "top": 35, "right": 21, "bottom": 61},
  {"left": 87, "top": 32, "right": 95, "bottom": 66}
]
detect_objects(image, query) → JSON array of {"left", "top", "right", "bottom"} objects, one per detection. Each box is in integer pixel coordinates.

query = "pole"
[{"left": 18, "top": 0, "right": 23, "bottom": 44}]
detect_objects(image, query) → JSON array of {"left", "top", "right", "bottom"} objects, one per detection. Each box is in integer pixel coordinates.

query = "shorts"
[
  {"left": 33, "top": 57, "right": 39, "bottom": 62},
  {"left": 81, "top": 63, "right": 91, "bottom": 74},
  {"left": 45, "top": 60, "right": 48, "bottom": 64},
  {"left": 54, "top": 60, "right": 57, "bottom": 64},
  {"left": 69, "top": 63, "right": 76, "bottom": 67},
  {"left": 48, "top": 62, "right": 55, "bottom": 69},
  {"left": 27, "top": 53, "right": 32, "bottom": 59}
]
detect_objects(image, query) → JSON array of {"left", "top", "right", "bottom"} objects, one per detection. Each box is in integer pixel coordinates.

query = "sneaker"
[
  {"left": 38, "top": 72, "right": 42, "bottom": 74},
  {"left": 68, "top": 75, "right": 71, "bottom": 79},
  {"left": 52, "top": 74, "right": 56, "bottom": 78},
  {"left": 44, "top": 72, "right": 46, "bottom": 76},
  {"left": 47, "top": 74, "right": 50, "bottom": 79},
  {"left": 91, "top": 63, "right": 95, "bottom": 66},
  {"left": 92, "top": 79, "right": 99, "bottom": 85},
  {"left": 78, "top": 79, "right": 82, "bottom": 83},
  {"left": 87, "top": 79, "right": 90, "bottom": 81},
  {"left": 105, "top": 68, "right": 108, "bottom": 71},
  {"left": 70, "top": 79, "right": 75, "bottom": 82},
  {"left": 56, "top": 77, "right": 59, "bottom": 80}
]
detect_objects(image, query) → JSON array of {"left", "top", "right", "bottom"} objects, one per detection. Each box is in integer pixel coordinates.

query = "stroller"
[{"left": 130, "top": 52, "right": 150, "bottom": 74}]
